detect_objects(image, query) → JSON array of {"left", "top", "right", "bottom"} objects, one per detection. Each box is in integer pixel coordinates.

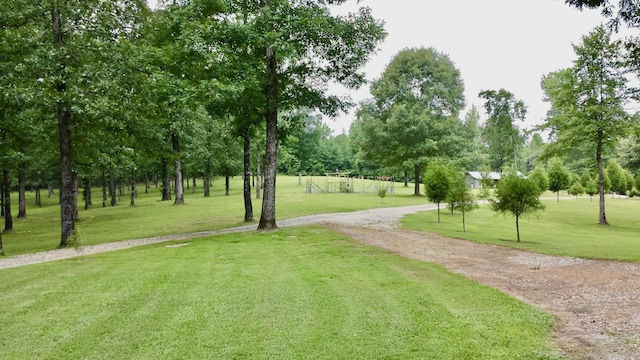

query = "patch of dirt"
[{"left": 325, "top": 224, "right": 640, "bottom": 360}]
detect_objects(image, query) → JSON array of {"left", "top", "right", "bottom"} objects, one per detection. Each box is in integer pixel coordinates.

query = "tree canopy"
[
  {"left": 354, "top": 47, "right": 466, "bottom": 195},
  {"left": 479, "top": 89, "right": 527, "bottom": 172},
  {"left": 541, "top": 25, "right": 631, "bottom": 224},
  {"left": 490, "top": 173, "right": 545, "bottom": 242}
]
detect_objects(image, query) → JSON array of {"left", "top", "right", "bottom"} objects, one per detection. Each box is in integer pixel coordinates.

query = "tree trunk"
[
  {"left": 1, "top": 180, "right": 4, "bottom": 217},
  {"left": 109, "top": 170, "right": 117, "bottom": 206},
  {"left": 174, "top": 159, "right": 184, "bottom": 204},
  {"left": 596, "top": 133, "right": 608, "bottom": 225},
  {"left": 102, "top": 172, "right": 107, "bottom": 207},
  {"left": 83, "top": 178, "right": 91, "bottom": 210},
  {"left": 161, "top": 158, "right": 171, "bottom": 201},
  {"left": 3, "top": 168, "right": 13, "bottom": 232},
  {"left": 47, "top": 183, "right": 54, "bottom": 198},
  {"left": 225, "top": 168, "right": 230, "bottom": 196},
  {"left": 462, "top": 208, "right": 466, "bottom": 232},
  {"left": 130, "top": 168, "right": 136, "bottom": 206},
  {"left": 18, "top": 163, "right": 27, "bottom": 218},
  {"left": 255, "top": 142, "right": 262, "bottom": 200},
  {"left": 0, "top": 232, "right": 3, "bottom": 255},
  {"left": 243, "top": 128, "right": 253, "bottom": 222},
  {"left": 35, "top": 187, "right": 41, "bottom": 207},
  {"left": 414, "top": 163, "right": 421, "bottom": 196},
  {"left": 516, "top": 215, "right": 521, "bottom": 242},
  {"left": 258, "top": 38, "right": 278, "bottom": 230},
  {"left": 436, "top": 202, "right": 440, "bottom": 224},
  {"left": 404, "top": 169, "right": 408, "bottom": 187},
  {"left": 73, "top": 177, "right": 79, "bottom": 221},
  {"left": 172, "top": 133, "right": 184, "bottom": 205},
  {"left": 204, "top": 159, "right": 211, "bottom": 197},
  {"left": 86, "top": 179, "right": 92, "bottom": 205},
  {"left": 53, "top": 7, "right": 76, "bottom": 247},
  {"left": 145, "top": 172, "right": 149, "bottom": 193}
]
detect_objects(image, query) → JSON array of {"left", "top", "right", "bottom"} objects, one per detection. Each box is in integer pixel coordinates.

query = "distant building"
[
  {"left": 465, "top": 171, "right": 501, "bottom": 189},
  {"left": 465, "top": 171, "right": 525, "bottom": 189}
]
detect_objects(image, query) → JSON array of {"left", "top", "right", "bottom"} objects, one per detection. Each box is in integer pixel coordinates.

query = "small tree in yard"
[
  {"left": 585, "top": 179, "right": 598, "bottom": 200},
  {"left": 568, "top": 182, "right": 585, "bottom": 200},
  {"left": 490, "top": 173, "right": 545, "bottom": 242},
  {"left": 424, "top": 163, "right": 451, "bottom": 223},
  {"left": 547, "top": 157, "right": 571, "bottom": 202},
  {"left": 528, "top": 165, "right": 549, "bottom": 195},
  {"left": 449, "top": 175, "right": 478, "bottom": 232},
  {"left": 378, "top": 188, "right": 387, "bottom": 203}
]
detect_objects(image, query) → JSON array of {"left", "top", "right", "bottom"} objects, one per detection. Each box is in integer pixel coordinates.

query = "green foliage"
[
  {"left": 424, "top": 163, "right": 452, "bottom": 223},
  {"left": 353, "top": 47, "right": 466, "bottom": 195},
  {"left": 479, "top": 89, "right": 527, "bottom": 171},
  {"left": 547, "top": 158, "right": 571, "bottom": 201},
  {"left": 459, "top": 105, "right": 489, "bottom": 171},
  {"left": 377, "top": 188, "right": 387, "bottom": 203},
  {"left": 585, "top": 179, "right": 599, "bottom": 199},
  {"left": 528, "top": 165, "right": 550, "bottom": 195},
  {"left": 447, "top": 174, "right": 478, "bottom": 232},
  {"left": 541, "top": 26, "right": 630, "bottom": 224},
  {"left": 580, "top": 168, "right": 593, "bottom": 187},
  {"left": 490, "top": 173, "right": 545, "bottom": 242},
  {"left": 624, "top": 170, "right": 634, "bottom": 194},
  {"left": 606, "top": 160, "right": 626, "bottom": 195},
  {"left": 568, "top": 182, "right": 585, "bottom": 199}
]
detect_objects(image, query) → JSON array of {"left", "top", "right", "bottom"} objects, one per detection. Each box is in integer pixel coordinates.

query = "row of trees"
[{"left": 0, "top": 0, "right": 387, "bottom": 248}]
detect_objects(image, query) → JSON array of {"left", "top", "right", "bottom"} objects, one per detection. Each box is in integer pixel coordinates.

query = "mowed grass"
[
  {"left": 402, "top": 196, "right": 640, "bottom": 262},
  {"left": 2, "top": 176, "right": 427, "bottom": 256},
  {"left": 0, "top": 227, "right": 560, "bottom": 359}
]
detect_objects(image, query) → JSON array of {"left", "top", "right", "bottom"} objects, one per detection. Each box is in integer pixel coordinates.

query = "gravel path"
[
  {"left": 1, "top": 203, "right": 638, "bottom": 359},
  {"left": 0, "top": 204, "right": 436, "bottom": 270}
]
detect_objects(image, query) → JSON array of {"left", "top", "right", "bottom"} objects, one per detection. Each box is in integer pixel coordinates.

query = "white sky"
[
  {"left": 327, "top": 0, "right": 611, "bottom": 135},
  {"left": 147, "top": 1, "right": 617, "bottom": 135}
]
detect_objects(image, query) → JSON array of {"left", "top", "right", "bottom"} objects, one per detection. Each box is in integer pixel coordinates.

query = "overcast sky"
[
  {"left": 148, "top": 0, "right": 612, "bottom": 135},
  {"left": 326, "top": 0, "right": 612, "bottom": 135}
]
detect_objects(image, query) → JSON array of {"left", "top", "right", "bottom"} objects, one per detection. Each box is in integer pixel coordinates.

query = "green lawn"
[
  {"left": 0, "top": 227, "right": 560, "bottom": 359},
  {"left": 402, "top": 196, "right": 640, "bottom": 262},
  {"left": 1, "top": 176, "right": 427, "bottom": 256}
]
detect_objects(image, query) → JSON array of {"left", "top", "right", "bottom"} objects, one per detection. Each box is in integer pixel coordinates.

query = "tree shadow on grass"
[{"left": 497, "top": 238, "right": 540, "bottom": 245}]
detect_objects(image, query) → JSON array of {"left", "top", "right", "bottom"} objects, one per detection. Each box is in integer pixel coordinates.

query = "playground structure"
[{"left": 306, "top": 172, "right": 395, "bottom": 194}]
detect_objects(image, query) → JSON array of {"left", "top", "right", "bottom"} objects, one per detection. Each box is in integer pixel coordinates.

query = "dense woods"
[{"left": 2, "top": 0, "right": 640, "bottom": 247}]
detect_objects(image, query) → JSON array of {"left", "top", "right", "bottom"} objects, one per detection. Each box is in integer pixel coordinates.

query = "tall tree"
[
  {"left": 253, "top": 0, "right": 386, "bottom": 229},
  {"left": 460, "top": 105, "right": 489, "bottom": 171},
  {"left": 4, "top": 1, "right": 148, "bottom": 246},
  {"left": 479, "top": 89, "right": 527, "bottom": 172},
  {"left": 356, "top": 47, "right": 466, "bottom": 195},
  {"left": 541, "top": 26, "right": 631, "bottom": 225}
]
